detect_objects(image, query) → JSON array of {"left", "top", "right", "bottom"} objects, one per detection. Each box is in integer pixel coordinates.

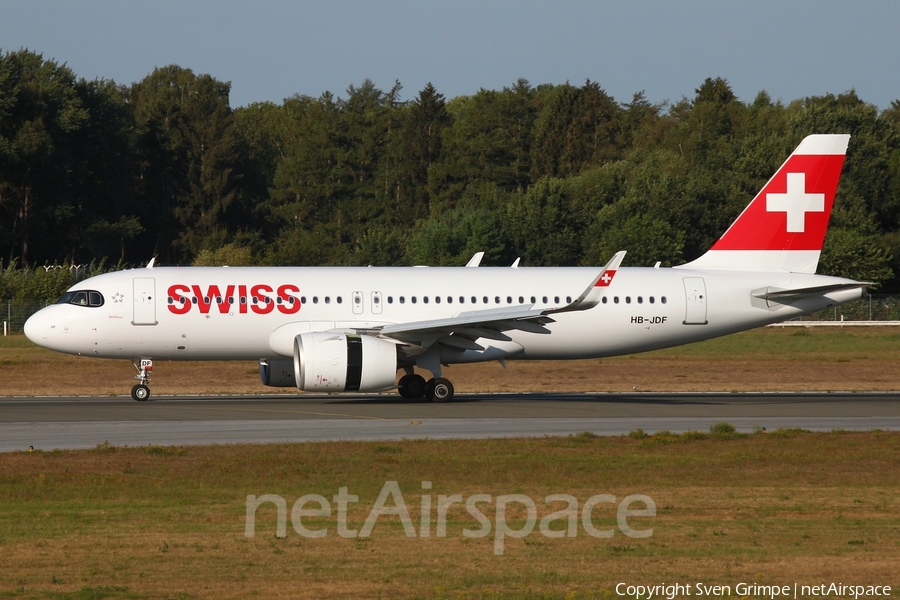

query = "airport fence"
[
  {"left": 3, "top": 299, "right": 52, "bottom": 334},
  {"left": 805, "top": 294, "right": 900, "bottom": 322}
]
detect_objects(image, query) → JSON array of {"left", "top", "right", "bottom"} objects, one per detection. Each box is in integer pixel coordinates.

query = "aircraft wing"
[{"left": 368, "top": 251, "right": 626, "bottom": 348}]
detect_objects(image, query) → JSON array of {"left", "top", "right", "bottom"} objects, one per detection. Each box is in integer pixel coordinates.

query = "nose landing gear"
[{"left": 131, "top": 359, "right": 152, "bottom": 401}]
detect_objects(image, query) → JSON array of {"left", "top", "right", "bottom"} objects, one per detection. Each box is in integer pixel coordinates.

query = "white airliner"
[{"left": 25, "top": 134, "right": 866, "bottom": 402}]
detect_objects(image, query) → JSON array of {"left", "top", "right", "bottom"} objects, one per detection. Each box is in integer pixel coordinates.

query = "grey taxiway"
[{"left": 2, "top": 392, "right": 899, "bottom": 452}]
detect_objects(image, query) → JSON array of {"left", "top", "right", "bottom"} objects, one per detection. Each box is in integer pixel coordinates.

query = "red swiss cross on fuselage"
[{"left": 595, "top": 270, "right": 616, "bottom": 287}]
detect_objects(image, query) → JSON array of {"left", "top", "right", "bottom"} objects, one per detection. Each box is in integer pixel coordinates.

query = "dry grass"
[
  {"left": 2, "top": 326, "right": 900, "bottom": 397},
  {"left": 1, "top": 432, "right": 899, "bottom": 598}
]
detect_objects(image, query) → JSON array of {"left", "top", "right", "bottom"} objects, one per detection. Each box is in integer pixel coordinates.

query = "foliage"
[
  {"left": 2, "top": 49, "right": 900, "bottom": 289},
  {"left": 0, "top": 259, "right": 114, "bottom": 300}
]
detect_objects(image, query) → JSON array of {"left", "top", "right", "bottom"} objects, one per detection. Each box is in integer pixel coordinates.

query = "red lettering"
[
  {"left": 189, "top": 284, "right": 235, "bottom": 314},
  {"left": 167, "top": 284, "right": 191, "bottom": 315},
  {"left": 277, "top": 284, "right": 301, "bottom": 314},
  {"left": 218, "top": 285, "right": 235, "bottom": 314},
  {"left": 171, "top": 283, "right": 296, "bottom": 316},
  {"left": 238, "top": 284, "right": 248, "bottom": 314},
  {"left": 250, "top": 284, "right": 274, "bottom": 314},
  {"left": 191, "top": 285, "right": 218, "bottom": 314}
]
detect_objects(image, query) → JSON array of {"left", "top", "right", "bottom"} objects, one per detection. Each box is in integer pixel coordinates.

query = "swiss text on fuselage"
[{"left": 167, "top": 284, "right": 301, "bottom": 315}]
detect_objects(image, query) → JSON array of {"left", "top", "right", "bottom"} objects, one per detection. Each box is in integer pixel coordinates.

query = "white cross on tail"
[{"left": 765, "top": 172, "right": 825, "bottom": 233}]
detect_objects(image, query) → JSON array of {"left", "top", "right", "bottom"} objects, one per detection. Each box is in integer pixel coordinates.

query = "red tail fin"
[{"left": 680, "top": 134, "right": 849, "bottom": 273}]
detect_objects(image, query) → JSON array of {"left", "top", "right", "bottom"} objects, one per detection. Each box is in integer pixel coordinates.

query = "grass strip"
[{"left": 1, "top": 430, "right": 898, "bottom": 598}]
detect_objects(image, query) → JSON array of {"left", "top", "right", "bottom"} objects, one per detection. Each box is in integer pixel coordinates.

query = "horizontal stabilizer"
[{"left": 752, "top": 282, "right": 871, "bottom": 300}]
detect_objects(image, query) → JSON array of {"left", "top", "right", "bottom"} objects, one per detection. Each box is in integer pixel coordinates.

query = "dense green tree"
[
  {"left": 0, "top": 49, "right": 88, "bottom": 265},
  {"left": 2, "top": 51, "right": 900, "bottom": 293},
  {"left": 406, "top": 203, "right": 507, "bottom": 266},
  {"left": 130, "top": 65, "right": 241, "bottom": 262},
  {"left": 530, "top": 80, "right": 623, "bottom": 179},
  {"left": 71, "top": 78, "right": 142, "bottom": 262},
  {"left": 431, "top": 79, "right": 537, "bottom": 203},
  {"left": 396, "top": 83, "right": 452, "bottom": 222},
  {"left": 504, "top": 177, "right": 584, "bottom": 266}
]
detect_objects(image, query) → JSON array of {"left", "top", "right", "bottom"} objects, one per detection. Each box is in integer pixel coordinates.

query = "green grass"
[
  {"left": 2, "top": 433, "right": 899, "bottom": 598},
  {"left": 647, "top": 327, "right": 900, "bottom": 358}
]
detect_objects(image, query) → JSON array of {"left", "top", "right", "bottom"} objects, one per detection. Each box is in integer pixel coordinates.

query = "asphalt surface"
[{"left": 2, "top": 392, "right": 899, "bottom": 451}]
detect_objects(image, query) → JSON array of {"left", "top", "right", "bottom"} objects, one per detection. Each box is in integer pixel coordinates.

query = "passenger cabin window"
[{"left": 57, "top": 290, "right": 105, "bottom": 307}]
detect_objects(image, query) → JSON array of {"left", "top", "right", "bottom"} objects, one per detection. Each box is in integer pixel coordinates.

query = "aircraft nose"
[{"left": 24, "top": 309, "right": 49, "bottom": 344}]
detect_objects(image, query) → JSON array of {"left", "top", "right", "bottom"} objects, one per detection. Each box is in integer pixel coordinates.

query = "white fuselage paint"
[{"left": 25, "top": 265, "right": 863, "bottom": 363}]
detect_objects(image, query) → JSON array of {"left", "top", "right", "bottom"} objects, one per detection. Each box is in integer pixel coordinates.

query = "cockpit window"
[{"left": 56, "top": 290, "right": 105, "bottom": 307}]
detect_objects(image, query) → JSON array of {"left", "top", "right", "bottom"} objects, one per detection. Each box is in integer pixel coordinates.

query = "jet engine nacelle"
[
  {"left": 293, "top": 332, "right": 398, "bottom": 392},
  {"left": 259, "top": 359, "right": 297, "bottom": 387}
]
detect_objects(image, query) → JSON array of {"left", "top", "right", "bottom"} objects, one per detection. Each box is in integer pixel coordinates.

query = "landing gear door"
[
  {"left": 682, "top": 277, "right": 708, "bottom": 325},
  {"left": 132, "top": 278, "right": 158, "bottom": 326}
]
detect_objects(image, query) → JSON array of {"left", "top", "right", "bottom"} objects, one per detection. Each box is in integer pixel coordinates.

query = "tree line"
[{"left": 2, "top": 48, "right": 900, "bottom": 297}]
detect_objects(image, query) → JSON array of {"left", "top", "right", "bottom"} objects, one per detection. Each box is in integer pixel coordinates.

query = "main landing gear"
[
  {"left": 398, "top": 373, "right": 455, "bottom": 403},
  {"left": 131, "top": 358, "right": 153, "bottom": 401}
]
